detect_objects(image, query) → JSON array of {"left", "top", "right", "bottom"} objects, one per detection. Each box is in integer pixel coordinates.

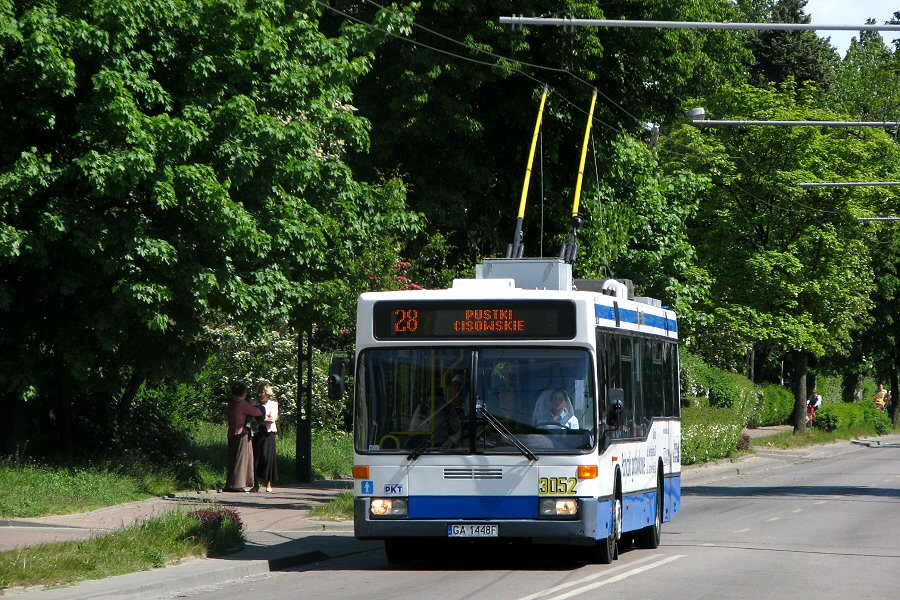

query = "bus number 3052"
[{"left": 539, "top": 477, "right": 577, "bottom": 495}]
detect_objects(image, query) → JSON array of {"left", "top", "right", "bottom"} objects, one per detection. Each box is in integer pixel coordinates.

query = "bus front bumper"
[{"left": 354, "top": 497, "right": 610, "bottom": 545}]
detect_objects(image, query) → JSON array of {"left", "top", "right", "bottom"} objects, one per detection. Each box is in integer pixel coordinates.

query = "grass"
[
  {"left": 0, "top": 422, "right": 352, "bottom": 588},
  {"left": 0, "top": 507, "right": 243, "bottom": 590},
  {"left": 307, "top": 491, "right": 354, "bottom": 520},
  {"left": 0, "top": 423, "right": 354, "bottom": 519},
  {"left": 0, "top": 460, "right": 178, "bottom": 518},
  {"left": 752, "top": 422, "right": 888, "bottom": 450}
]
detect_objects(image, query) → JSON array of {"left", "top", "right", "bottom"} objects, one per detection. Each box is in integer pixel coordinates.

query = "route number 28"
[{"left": 539, "top": 477, "right": 577, "bottom": 495}]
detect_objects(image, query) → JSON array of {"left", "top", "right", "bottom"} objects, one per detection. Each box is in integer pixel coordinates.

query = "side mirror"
[
  {"left": 328, "top": 353, "right": 352, "bottom": 402},
  {"left": 607, "top": 388, "right": 624, "bottom": 427}
]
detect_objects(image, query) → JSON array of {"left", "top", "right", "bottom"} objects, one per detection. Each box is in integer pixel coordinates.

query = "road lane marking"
[
  {"left": 736, "top": 528, "right": 751, "bottom": 533},
  {"left": 516, "top": 554, "right": 663, "bottom": 600},
  {"left": 534, "top": 555, "right": 686, "bottom": 600},
  {"left": 766, "top": 517, "right": 781, "bottom": 522}
]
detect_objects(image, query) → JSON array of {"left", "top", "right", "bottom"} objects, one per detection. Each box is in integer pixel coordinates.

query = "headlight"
[
  {"left": 539, "top": 498, "right": 579, "bottom": 519},
  {"left": 370, "top": 497, "right": 409, "bottom": 518}
]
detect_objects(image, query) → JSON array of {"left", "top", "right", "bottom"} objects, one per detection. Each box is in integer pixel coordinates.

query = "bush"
[
  {"left": 680, "top": 351, "right": 709, "bottom": 398},
  {"left": 815, "top": 374, "right": 842, "bottom": 407},
  {"left": 705, "top": 368, "right": 742, "bottom": 409},
  {"left": 752, "top": 384, "right": 794, "bottom": 427},
  {"left": 814, "top": 402, "right": 892, "bottom": 435},
  {"left": 186, "top": 506, "right": 244, "bottom": 554},
  {"left": 681, "top": 405, "right": 744, "bottom": 464},
  {"left": 679, "top": 352, "right": 796, "bottom": 463}
]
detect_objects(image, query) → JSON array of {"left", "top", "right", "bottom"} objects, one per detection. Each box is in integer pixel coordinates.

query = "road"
[{"left": 164, "top": 439, "right": 900, "bottom": 600}]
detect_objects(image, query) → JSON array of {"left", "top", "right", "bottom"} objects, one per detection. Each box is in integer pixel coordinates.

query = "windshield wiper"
[
  {"left": 478, "top": 405, "right": 538, "bottom": 462},
  {"left": 406, "top": 436, "right": 431, "bottom": 461}
]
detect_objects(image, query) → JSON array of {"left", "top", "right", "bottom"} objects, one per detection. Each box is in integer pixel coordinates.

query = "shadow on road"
[
  {"left": 684, "top": 485, "right": 900, "bottom": 499},
  {"left": 264, "top": 536, "right": 597, "bottom": 572}
]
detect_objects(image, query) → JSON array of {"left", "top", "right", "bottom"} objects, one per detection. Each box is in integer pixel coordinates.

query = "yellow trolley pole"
[
  {"left": 561, "top": 88, "right": 597, "bottom": 263},
  {"left": 508, "top": 85, "right": 549, "bottom": 259}
]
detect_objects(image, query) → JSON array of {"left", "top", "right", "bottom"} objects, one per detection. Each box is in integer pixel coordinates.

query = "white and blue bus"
[{"left": 344, "top": 257, "right": 681, "bottom": 564}]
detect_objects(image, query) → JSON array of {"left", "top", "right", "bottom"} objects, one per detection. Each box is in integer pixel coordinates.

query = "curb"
[{"left": 6, "top": 544, "right": 350, "bottom": 600}]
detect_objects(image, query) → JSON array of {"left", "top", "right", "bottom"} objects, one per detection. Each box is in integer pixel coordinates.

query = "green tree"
[
  {"left": 576, "top": 135, "right": 712, "bottom": 329},
  {"left": 663, "top": 82, "right": 899, "bottom": 432},
  {"left": 746, "top": 0, "right": 839, "bottom": 89},
  {"left": 0, "top": 0, "right": 420, "bottom": 455},
  {"left": 829, "top": 27, "right": 900, "bottom": 122},
  {"left": 346, "top": 0, "right": 750, "bottom": 266}
]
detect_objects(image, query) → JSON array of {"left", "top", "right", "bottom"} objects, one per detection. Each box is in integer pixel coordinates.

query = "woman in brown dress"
[{"left": 225, "top": 381, "right": 262, "bottom": 492}]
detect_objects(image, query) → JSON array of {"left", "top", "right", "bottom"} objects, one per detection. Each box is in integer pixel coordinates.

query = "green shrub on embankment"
[
  {"left": 814, "top": 401, "right": 892, "bottom": 435},
  {"left": 751, "top": 384, "right": 795, "bottom": 427},
  {"left": 681, "top": 404, "right": 745, "bottom": 464},
  {"left": 679, "top": 350, "right": 793, "bottom": 465}
]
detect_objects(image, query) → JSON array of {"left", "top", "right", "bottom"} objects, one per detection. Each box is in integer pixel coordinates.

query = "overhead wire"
[
  {"left": 318, "top": 1, "right": 868, "bottom": 221},
  {"left": 359, "top": 0, "right": 644, "bottom": 125},
  {"left": 318, "top": 0, "right": 628, "bottom": 136}
]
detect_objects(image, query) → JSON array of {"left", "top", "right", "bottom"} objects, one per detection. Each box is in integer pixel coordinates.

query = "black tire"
[
  {"left": 636, "top": 473, "right": 663, "bottom": 550},
  {"left": 589, "top": 493, "right": 621, "bottom": 564},
  {"left": 384, "top": 538, "right": 414, "bottom": 565}
]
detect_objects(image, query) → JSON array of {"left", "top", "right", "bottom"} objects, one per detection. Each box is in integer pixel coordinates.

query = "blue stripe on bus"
[
  {"left": 595, "top": 304, "right": 678, "bottom": 333},
  {"left": 622, "top": 490, "right": 657, "bottom": 533},
  {"left": 409, "top": 496, "right": 538, "bottom": 519},
  {"left": 665, "top": 474, "right": 681, "bottom": 522},
  {"left": 596, "top": 305, "right": 616, "bottom": 321}
]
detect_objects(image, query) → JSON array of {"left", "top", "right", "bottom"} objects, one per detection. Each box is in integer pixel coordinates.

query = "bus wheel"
[
  {"left": 384, "top": 539, "right": 414, "bottom": 565},
  {"left": 636, "top": 474, "right": 663, "bottom": 549},
  {"left": 590, "top": 495, "right": 620, "bottom": 564}
]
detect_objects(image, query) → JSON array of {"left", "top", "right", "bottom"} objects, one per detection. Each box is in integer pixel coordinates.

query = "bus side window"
[{"left": 620, "top": 338, "right": 636, "bottom": 438}]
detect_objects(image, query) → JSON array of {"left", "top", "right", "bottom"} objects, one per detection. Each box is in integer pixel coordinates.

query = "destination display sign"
[{"left": 372, "top": 300, "right": 577, "bottom": 340}]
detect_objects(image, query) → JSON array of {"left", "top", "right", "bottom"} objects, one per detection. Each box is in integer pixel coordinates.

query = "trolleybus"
[{"left": 340, "top": 257, "right": 681, "bottom": 564}]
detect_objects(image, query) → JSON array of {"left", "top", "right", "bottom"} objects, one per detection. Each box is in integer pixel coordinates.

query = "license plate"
[{"left": 447, "top": 524, "right": 498, "bottom": 538}]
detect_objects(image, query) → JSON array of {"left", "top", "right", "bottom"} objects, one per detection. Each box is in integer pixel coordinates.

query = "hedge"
[
  {"left": 814, "top": 401, "right": 892, "bottom": 435},
  {"left": 680, "top": 350, "right": 793, "bottom": 464},
  {"left": 751, "top": 384, "right": 795, "bottom": 427}
]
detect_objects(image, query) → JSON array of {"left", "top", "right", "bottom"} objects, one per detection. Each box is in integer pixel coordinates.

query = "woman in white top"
[{"left": 252, "top": 382, "right": 279, "bottom": 492}]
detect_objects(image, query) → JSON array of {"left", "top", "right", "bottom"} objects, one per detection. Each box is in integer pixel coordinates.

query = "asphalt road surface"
[{"left": 163, "top": 439, "right": 900, "bottom": 600}]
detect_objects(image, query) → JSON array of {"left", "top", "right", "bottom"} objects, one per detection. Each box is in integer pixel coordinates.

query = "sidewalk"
[{"left": 1, "top": 479, "right": 370, "bottom": 599}]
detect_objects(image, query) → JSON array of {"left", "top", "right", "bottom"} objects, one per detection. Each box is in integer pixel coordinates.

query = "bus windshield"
[{"left": 355, "top": 347, "right": 596, "bottom": 455}]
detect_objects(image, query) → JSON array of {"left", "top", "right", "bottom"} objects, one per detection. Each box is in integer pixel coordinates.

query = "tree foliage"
[
  {"left": 0, "top": 0, "right": 420, "bottom": 453},
  {"left": 576, "top": 135, "right": 711, "bottom": 326},
  {"left": 829, "top": 27, "right": 900, "bottom": 122},
  {"left": 347, "top": 0, "right": 750, "bottom": 265},
  {"left": 663, "top": 82, "right": 897, "bottom": 370},
  {"left": 745, "top": 0, "right": 839, "bottom": 89}
]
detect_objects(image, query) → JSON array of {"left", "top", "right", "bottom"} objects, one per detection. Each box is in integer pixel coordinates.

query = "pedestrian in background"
[
  {"left": 252, "top": 382, "right": 279, "bottom": 493},
  {"left": 874, "top": 383, "right": 888, "bottom": 411},
  {"left": 225, "top": 381, "right": 262, "bottom": 492},
  {"left": 806, "top": 389, "right": 822, "bottom": 426}
]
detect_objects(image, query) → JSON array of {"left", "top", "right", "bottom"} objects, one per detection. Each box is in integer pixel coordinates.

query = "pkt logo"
[{"left": 384, "top": 483, "right": 404, "bottom": 495}]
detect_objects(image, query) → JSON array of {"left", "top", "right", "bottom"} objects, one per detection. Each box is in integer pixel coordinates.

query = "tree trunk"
[
  {"left": 841, "top": 373, "right": 862, "bottom": 403},
  {"left": 117, "top": 371, "right": 145, "bottom": 423},
  {"left": 747, "top": 345, "right": 755, "bottom": 383},
  {"left": 792, "top": 351, "right": 808, "bottom": 434}
]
